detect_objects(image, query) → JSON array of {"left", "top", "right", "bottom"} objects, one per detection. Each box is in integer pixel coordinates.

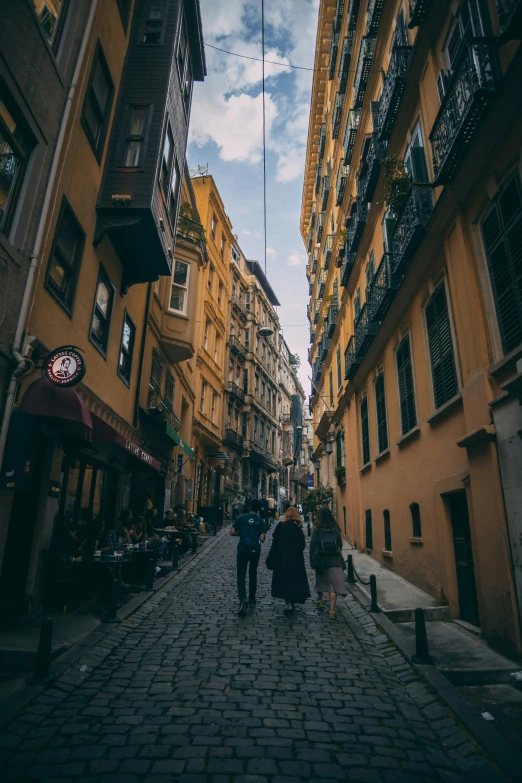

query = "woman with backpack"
[
  {"left": 310, "top": 507, "right": 346, "bottom": 619},
  {"left": 266, "top": 506, "right": 310, "bottom": 615}
]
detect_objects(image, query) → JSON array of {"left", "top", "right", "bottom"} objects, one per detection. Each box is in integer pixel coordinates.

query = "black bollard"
[
  {"left": 191, "top": 534, "right": 198, "bottom": 554},
  {"left": 145, "top": 555, "right": 155, "bottom": 590},
  {"left": 307, "top": 522, "right": 311, "bottom": 537},
  {"left": 346, "top": 554, "right": 356, "bottom": 583},
  {"left": 171, "top": 542, "right": 179, "bottom": 569},
  {"left": 105, "top": 573, "right": 120, "bottom": 622},
  {"left": 27, "top": 617, "right": 55, "bottom": 685},
  {"left": 213, "top": 521, "right": 217, "bottom": 536},
  {"left": 370, "top": 574, "right": 380, "bottom": 613},
  {"left": 411, "top": 608, "right": 434, "bottom": 665}
]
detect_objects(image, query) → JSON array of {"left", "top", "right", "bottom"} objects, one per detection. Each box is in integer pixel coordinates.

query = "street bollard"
[
  {"left": 346, "top": 554, "right": 356, "bottom": 583},
  {"left": 191, "top": 534, "right": 198, "bottom": 554},
  {"left": 411, "top": 608, "right": 434, "bottom": 665},
  {"left": 307, "top": 522, "right": 311, "bottom": 537},
  {"left": 27, "top": 617, "right": 55, "bottom": 685},
  {"left": 171, "top": 542, "right": 179, "bottom": 569},
  {"left": 145, "top": 555, "right": 155, "bottom": 590},
  {"left": 370, "top": 574, "right": 380, "bottom": 613},
  {"left": 105, "top": 575, "right": 120, "bottom": 622},
  {"left": 213, "top": 521, "right": 217, "bottom": 536}
]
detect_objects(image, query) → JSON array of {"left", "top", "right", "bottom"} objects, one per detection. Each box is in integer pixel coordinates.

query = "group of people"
[{"left": 231, "top": 500, "right": 346, "bottom": 618}]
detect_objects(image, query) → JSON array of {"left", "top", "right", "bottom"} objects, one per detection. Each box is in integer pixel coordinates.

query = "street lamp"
[
  {"left": 209, "top": 451, "right": 230, "bottom": 469},
  {"left": 325, "top": 440, "right": 334, "bottom": 455},
  {"left": 314, "top": 459, "right": 321, "bottom": 471},
  {"left": 257, "top": 326, "right": 273, "bottom": 337}
]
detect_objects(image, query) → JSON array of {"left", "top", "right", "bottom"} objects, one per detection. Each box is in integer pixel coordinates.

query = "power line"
[
  {"left": 204, "top": 42, "right": 316, "bottom": 71},
  {"left": 261, "top": 0, "right": 267, "bottom": 277}
]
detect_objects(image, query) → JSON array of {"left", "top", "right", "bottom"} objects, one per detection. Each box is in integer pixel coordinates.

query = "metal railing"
[
  {"left": 344, "top": 335, "right": 360, "bottom": 381},
  {"left": 338, "top": 35, "right": 353, "bottom": 94},
  {"left": 228, "top": 381, "right": 245, "bottom": 403},
  {"left": 324, "top": 234, "right": 334, "bottom": 269},
  {"left": 391, "top": 185, "right": 433, "bottom": 276},
  {"left": 354, "top": 303, "right": 378, "bottom": 359},
  {"left": 357, "top": 133, "right": 387, "bottom": 203},
  {"left": 229, "top": 335, "right": 246, "bottom": 358},
  {"left": 369, "top": 252, "right": 397, "bottom": 324},
  {"left": 336, "top": 163, "right": 349, "bottom": 206},
  {"left": 378, "top": 45, "right": 413, "bottom": 140},
  {"left": 329, "top": 32, "right": 340, "bottom": 80},
  {"left": 318, "top": 123, "right": 326, "bottom": 162},
  {"left": 321, "top": 174, "right": 330, "bottom": 211},
  {"left": 353, "top": 37, "right": 376, "bottom": 110},
  {"left": 366, "top": 0, "right": 385, "bottom": 35},
  {"left": 225, "top": 428, "right": 244, "bottom": 449},
  {"left": 334, "top": 0, "right": 346, "bottom": 32},
  {"left": 341, "top": 252, "right": 355, "bottom": 287},
  {"left": 346, "top": 199, "right": 368, "bottom": 254},
  {"left": 326, "top": 305, "right": 339, "bottom": 338},
  {"left": 343, "top": 109, "right": 360, "bottom": 165},
  {"left": 347, "top": 0, "right": 361, "bottom": 33},
  {"left": 231, "top": 294, "right": 247, "bottom": 317},
  {"left": 408, "top": 0, "right": 433, "bottom": 28},
  {"left": 497, "top": 0, "right": 522, "bottom": 37},
  {"left": 332, "top": 93, "right": 344, "bottom": 140}
]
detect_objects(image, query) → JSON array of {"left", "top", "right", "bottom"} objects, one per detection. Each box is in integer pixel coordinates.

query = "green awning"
[{"left": 165, "top": 422, "right": 195, "bottom": 459}]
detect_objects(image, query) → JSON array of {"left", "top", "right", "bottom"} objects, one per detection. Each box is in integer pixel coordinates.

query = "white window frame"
[{"left": 169, "top": 259, "right": 190, "bottom": 315}]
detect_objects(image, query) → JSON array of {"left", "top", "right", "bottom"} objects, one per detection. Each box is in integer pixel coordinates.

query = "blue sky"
[{"left": 188, "top": 0, "right": 320, "bottom": 390}]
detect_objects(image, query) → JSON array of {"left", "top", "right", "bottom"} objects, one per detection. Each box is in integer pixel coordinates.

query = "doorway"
[{"left": 448, "top": 491, "right": 480, "bottom": 627}]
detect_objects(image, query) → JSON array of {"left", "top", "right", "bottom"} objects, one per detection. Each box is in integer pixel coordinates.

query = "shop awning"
[
  {"left": 165, "top": 422, "right": 194, "bottom": 459},
  {"left": 19, "top": 379, "right": 93, "bottom": 441},
  {"left": 92, "top": 415, "right": 162, "bottom": 472}
]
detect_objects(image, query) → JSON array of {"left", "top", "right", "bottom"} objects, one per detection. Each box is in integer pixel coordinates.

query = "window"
[
  {"left": 375, "top": 373, "right": 388, "bottom": 453},
  {"left": 354, "top": 289, "right": 361, "bottom": 321},
  {"left": 365, "top": 509, "right": 373, "bottom": 549},
  {"left": 361, "top": 396, "right": 370, "bottom": 465},
  {"left": 89, "top": 267, "right": 114, "bottom": 354},
  {"left": 165, "top": 372, "right": 175, "bottom": 411},
  {"left": 337, "top": 345, "right": 342, "bottom": 389},
  {"left": 245, "top": 328, "right": 250, "bottom": 352},
  {"left": 243, "top": 369, "right": 248, "bottom": 394},
  {"left": 31, "top": 0, "right": 68, "bottom": 48},
  {"left": 142, "top": 0, "right": 166, "bottom": 44},
  {"left": 382, "top": 211, "right": 395, "bottom": 252},
  {"left": 335, "top": 432, "right": 345, "bottom": 468},
  {"left": 220, "top": 234, "right": 225, "bottom": 258},
  {"left": 116, "top": 0, "right": 131, "bottom": 30},
  {"left": 150, "top": 348, "right": 163, "bottom": 392},
  {"left": 121, "top": 105, "right": 150, "bottom": 168},
  {"left": 214, "top": 334, "right": 220, "bottom": 364},
  {"left": 176, "top": 12, "right": 193, "bottom": 112},
  {"left": 410, "top": 503, "right": 422, "bottom": 538},
  {"left": 168, "top": 160, "right": 180, "bottom": 224},
  {"left": 242, "top": 412, "right": 248, "bottom": 439},
  {"left": 445, "top": 0, "right": 485, "bottom": 72},
  {"left": 159, "top": 126, "right": 173, "bottom": 199},
  {"left": 404, "top": 124, "right": 429, "bottom": 183},
  {"left": 232, "top": 246, "right": 240, "bottom": 264},
  {"left": 384, "top": 510, "right": 392, "bottom": 551},
  {"left": 118, "top": 312, "right": 135, "bottom": 385},
  {"left": 426, "top": 283, "right": 458, "bottom": 408},
  {"left": 329, "top": 369, "right": 334, "bottom": 407},
  {"left": 255, "top": 374, "right": 259, "bottom": 396},
  {"left": 170, "top": 260, "right": 190, "bottom": 314},
  {"left": 0, "top": 95, "right": 33, "bottom": 233},
  {"left": 365, "top": 251, "right": 375, "bottom": 291},
  {"left": 246, "top": 291, "right": 251, "bottom": 311},
  {"left": 218, "top": 282, "right": 223, "bottom": 308},
  {"left": 45, "top": 199, "right": 85, "bottom": 314},
  {"left": 211, "top": 391, "right": 217, "bottom": 421},
  {"left": 199, "top": 381, "right": 206, "bottom": 413},
  {"left": 208, "top": 264, "right": 214, "bottom": 292},
  {"left": 204, "top": 320, "right": 210, "bottom": 351},
  {"left": 481, "top": 172, "right": 522, "bottom": 355},
  {"left": 261, "top": 380, "right": 265, "bottom": 402},
  {"left": 211, "top": 214, "right": 217, "bottom": 240},
  {"left": 396, "top": 335, "right": 417, "bottom": 435},
  {"left": 81, "top": 44, "right": 114, "bottom": 160}
]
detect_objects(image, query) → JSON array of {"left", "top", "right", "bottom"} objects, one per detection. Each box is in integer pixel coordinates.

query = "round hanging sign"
[{"left": 43, "top": 346, "right": 86, "bottom": 388}]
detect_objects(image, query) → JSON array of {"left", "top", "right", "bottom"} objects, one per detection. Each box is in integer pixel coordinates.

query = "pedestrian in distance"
[
  {"left": 266, "top": 506, "right": 310, "bottom": 615},
  {"left": 260, "top": 493, "right": 270, "bottom": 529},
  {"left": 310, "top": 506, "right": 347, "bottom": 619},
  {"left": 267, "top": 494, "right": 276, "bottom": 526},
  {"left": 230, "top": 498, "right": 266, "bottom": 616}
]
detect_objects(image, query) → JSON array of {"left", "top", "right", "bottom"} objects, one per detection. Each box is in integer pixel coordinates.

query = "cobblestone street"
[{"left": 0, "top": 530, "right": 506, "bottom": 782}]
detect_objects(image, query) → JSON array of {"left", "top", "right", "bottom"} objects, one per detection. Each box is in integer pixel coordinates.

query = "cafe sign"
[{"left": 44, "top": 346, "right": 86, "bottom": 388}]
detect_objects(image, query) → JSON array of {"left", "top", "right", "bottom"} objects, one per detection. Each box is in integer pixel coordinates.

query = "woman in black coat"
[{"left": 267, "top": 506, "right": 310, "bottom": 614}]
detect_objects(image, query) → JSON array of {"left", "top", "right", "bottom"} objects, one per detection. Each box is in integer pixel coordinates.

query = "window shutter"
[
  {"left": 375, "top": 373, "right": 388, "bottom": 453},
  {"left": 410, "top": 146, "right": 429, "bottom": 182},
  {"left": 426, "top": 284, "right": 458, "bottom": 408},
  {"left": 384, "top": 510, "right": 392, "bottom": 552},
  {"left": 410, "top": 503, "right": 421, "bottom": 538},
  {"left": 447, "top": 21, "right": 463, "bottom": 70},
  {"left": 370, "top": 101, "right": 380, "bottom": 134},
  {"left": 397, "top": 336, "right": 417, "bottom": 435},
  {"left": 333, "top": 277, "right": 339, "bottom": 304},
  {"left": 384, "top": 217, "right": 395, "bottom": 251},
  {"left": 481, "top": 173, "right": 522, "bottom": 354},
  {"left": 468, "top": 0, "right": 485, "bottom": 37},
  {"left": 337, "top": 345, "right": 342, "bottom": 388},
  {"left": 365, "top": 509, "right": 373, "bottom": 549},
  {"left": 361, "top": 396, "right": 370, "bottom": 465},
  {"left": 436, "top": 71, "right": 447, "bottom": 103}
]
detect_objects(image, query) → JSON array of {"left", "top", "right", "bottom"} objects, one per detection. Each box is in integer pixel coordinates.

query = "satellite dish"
[
  {"left": 197, "top": 164, "right": 209, "bottom": 176},
  {"left": 257, "top": 326, "right": 274, "bottom": 338},
  {"left": 188, "top": 168, "right": 197, "bottom": 178}
]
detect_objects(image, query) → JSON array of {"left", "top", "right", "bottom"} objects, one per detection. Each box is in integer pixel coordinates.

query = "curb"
[
  {"left": 345, "top": 580, "right": 522, "bottom": 782},
  {"left": 0, "top": 528, "right": 227, "bottom": 730}
]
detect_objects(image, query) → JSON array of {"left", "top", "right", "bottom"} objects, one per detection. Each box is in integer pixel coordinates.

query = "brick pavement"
[{"left": 0, "top": 528, "right": 508, "bottom": 782}]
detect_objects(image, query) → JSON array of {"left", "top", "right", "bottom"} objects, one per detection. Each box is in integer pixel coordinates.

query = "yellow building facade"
[{"left": 303, "top": 0, "right": 522, "bottom": 654}]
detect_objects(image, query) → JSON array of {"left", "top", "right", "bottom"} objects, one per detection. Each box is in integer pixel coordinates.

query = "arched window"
[
  {"left": 410, "top": 503, "right": 421, "bottom": 538},
  {"left": 384, "top": 510, "right": 392, "bottom": 551}
]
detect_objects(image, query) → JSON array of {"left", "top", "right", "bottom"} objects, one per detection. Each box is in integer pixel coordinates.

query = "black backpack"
[{"left": 319, "top": 528, "right": 339, "bottom": 555}]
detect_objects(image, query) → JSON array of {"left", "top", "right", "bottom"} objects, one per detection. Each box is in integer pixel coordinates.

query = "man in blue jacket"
[{"left": 230, "top": 499, "right": 266, "bottom": 616}]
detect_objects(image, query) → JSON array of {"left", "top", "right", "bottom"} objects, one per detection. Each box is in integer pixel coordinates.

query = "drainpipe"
[
  {"left": 133, "top": 282, "right": 152, "bottom": 428},
  {"left": 0, "top": 0, "right": 100, "bottom": 467}
]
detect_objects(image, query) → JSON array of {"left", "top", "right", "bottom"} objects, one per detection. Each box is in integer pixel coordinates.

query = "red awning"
[
  {"left": 20, "top": 379, "right": 93, "bottom": 441},
  {"left": 92, "top": 415, "right": 161, "bottom": 472}
]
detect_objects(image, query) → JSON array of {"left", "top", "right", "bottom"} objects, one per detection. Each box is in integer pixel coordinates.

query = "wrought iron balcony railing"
[
  {"left": 356, "top": 133, "right": 387, "bottom": 203},
  {"left": 346, "top": 199, "right": 368, "bottom": 254},
  {"left": 177, "top": 214, "right": 206, "bottom": 253},
  {"left": 326, "top": 304, "right": 339, "bottom": 338},
  {"left": 353, "top": 37, "right": 376, "bottom": 110},
  {"left": 324, "top": 234, "right": 334, "bottom": 269},
  {"left": 167, "top": 410, "right": 181, "bottom": 432},
  {"left": 332, "top": 93, "right": 344, "bottom": 140},
  {"left": 229, "top": 335, "right": 247, "bottom": 359},
  {"left": 429, "top": 42, "right": 501, "bottom": 186},
  {"left": 369, "top": 252, "right": 398, "bottom": 323},
  {"left": 321, "top": 175, "right": 330, "bottom": 211},
  {"left": 310, "top": 326, "right": 314, "bottom": 343},
  {"left": 338, "top": 35, "right": 353, "bottom": 94},
  {"left": 313, "top": 356, "right": 323, "bottom": 384},
  {"left": 366, "top": 0, "right": 385, "bottom": 35},
  {"left": 321, "top": 336, "right": 331, "bottom": 361},
  {"left": 228, "top": 381, "right": 245, "bottom": 404},
  {"left": 225, "top": 429, "right": 244, "bottom": 449},
  {"left": 354, "top": 303, "right": 378, "bottom": 359},
  {"left": 334, "top": 0, "right": 346, "bottom": 32},
  {"left": 318, "top": 270, "right": 326, "bottom": 298},
  {"left": 347, "top": 0, "right": 361, "bottom": 32},
  {"left": 329, "top": 32, "right": 340, "bottom": 80},
  {"left": 313, "top": 306, "right": 320, "bottom": 325},
  {"left": 336, "top": 240, "right": 347, "bottom": 268},
  {"left": 341, "top": 251, "right": 356, "bottom": 287},
  {"left": 0, "top": 152, "right": 17, "bottom": 183},
  {"left": 231, "top": 293, "right": 247, "bottom": 317},
  {"left": 307, "top": 229, "right": 313, "bottom": 252},
  {"left": 378, "top": 45, "right": 413, "bottom": 141},
  {"left": 312, "top": 248, "right": 319, "bottom": 274},
  {"left": 344, "top": 335, "right": 360, "bottom": 380},
  {"left": 391, "top": 184, "right": 433, "bottom": 276},
  {"left": 314, "top": 163, "right": 321, "bottom": 195},
  {"left": 318, "top": 123, "right": 326, "bottom": 162},
  {"left": 316, "top": 212, "right": 325, "bottom": 245},
  {"left": 408, "top": 0, "right": 433, "bottom": 28},
  {"left": 336, "top": 163, "right": 349, "bottom": 206},
  {"left": 343, "top": 109, "right": 360, "bottom": 165},
  {"left": 497, "top": 0, "right": 522, "bottom": 40},
  {"left": 307, "top": 304, "right": 312, "bottom": 322}
]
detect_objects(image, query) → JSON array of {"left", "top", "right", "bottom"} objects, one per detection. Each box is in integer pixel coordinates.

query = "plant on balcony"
[
  {"left": 382, "top": 155, "right": 411, "bottom": 221},
  {"left": 334, "top": 465, "right": 346, "bottom": 484},
  {"left": 302, "top": 483, "right": 334, "bottom": 515},
  {"left": 289, "top": 354, "right": 301, "bottom": 369},
  {"left": 178, "top": 202, "right": 206, "bottom": 245},
  {"left": 337, "top": 227, "right": 347, "bottom": 243}
]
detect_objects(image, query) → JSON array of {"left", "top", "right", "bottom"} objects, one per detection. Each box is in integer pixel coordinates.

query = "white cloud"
[
  {"left": 287, "top": 251, "right": 304, "bottom": 266},
  {"left": 240, "top": 229, "right": 251, "bottom": 236},
  {"left": 266, "top": 246, "right": 278, "bottom": 258}
]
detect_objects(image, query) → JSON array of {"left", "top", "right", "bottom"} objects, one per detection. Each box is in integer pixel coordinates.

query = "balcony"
[
  {"left": 318, "top": 271, "right": 326, "bottom": 299},
  {"left": 225, "top": 428, "right": 244, "bottom": 450},
  {"left": 316, "top": 212, "right": 325, "bottom": 245},
  {"left": 176, "top": 214, "right": 207, "bottom": 257},
  {"left": 341, "top": 252, "right": 355, "bottom": 286},
  {"left": 343, "top": 109, "right": 360, "bottom": 165},
  {"left": 353, "top": 37, "right": 376, "bottom": 110},
  {"left": 429, "top": 43, "right": 501, "bottom": 186},
  {"left": 229, "top": 335, "right": 246, "bottom": 360},
  {"left": 378, "top": 45, "right": 413, "bottom": 141},
  {"left": 334, "top": 0, "right": 345, "bottom": 32},
  {"left": 357, "top": 133, "right": 387, "bottom": 203},
  {"left": 344, "top": 336, "right": 360, "bottom": 380},
  {"left": 228, "top": 381, "right": 245, "bottom": 404},
  {"left": 338, "top": 35, "right": 353, "bottom": 94},
  {"left": 321, "top": 175, "right": 330, "bottom": 211},
  {"left": 329, "top": 32, "right": 340, "bottom": 80},
  {"left": 231, "top": 293, "right": 247, "bottom": 318},
  {"left": 318, "top": 123, "right": 326, "bottom": 162},
  {"left": 346, "top": 199, "right": 368, "bottom": 254},
  {"left": 309, "top": 326, "right": 314, "bottom": 343},
  {"left": 313, "top": 357, "right": 323, "bottom": 385},
  {"left": 0, "top": 151, "right": 17, "bottom": 184},
  {"left": 324, "top": 234, "right": 334, "bottom": 269},
  {"left": 498, "top": 0, "right": 522, "bottom": 41},
  {"left": 321, "top": 336, "right": 331, "bottom": 361},
  {"left": 326, "top": 304, "right": 339, "bottom": 338},
  {"left": 336, "top": 163, "right": 349, "bottom": 205},
  {"left": 366, "top": 0, "right": 385, "bottom": 35},
  {"left": 408, "top": 0, "right": 433, "bottom": 28},
  {"left": 347, "top": 0, "right": 361, "bottom": 32},
  {"left": 307, "top": 228, "right": 313, "bottom": 252},
  {"left": 313, "top": 307, "right": 320, "bottom": 325},
  {"left": 369, "top": 252, "right": 398, "bottom": 323},
  {"left": 332, "top": 93, "right": 344, "bottom": 140},
  {"left": 391, "top": 185, "right": 433, "bottom": 276},
  {"left": 354, "top": 304, "right": 378, "bottom": 359},
  {"left": 314, "top": 163, "right": 322, "bottom": 195},
  {"left": 312, "top": 249, "right": 318, "bottom": 274},
  {"left": 336, "top": 240, "right": 347, "bottom": 268},
  {"left": 167, "top": 409, "right": 181, "bottom": 432}
]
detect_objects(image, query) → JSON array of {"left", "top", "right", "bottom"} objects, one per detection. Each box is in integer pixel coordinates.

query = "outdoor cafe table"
[{"left": 155, "top": 528, "right": 198, "bottom": 555}]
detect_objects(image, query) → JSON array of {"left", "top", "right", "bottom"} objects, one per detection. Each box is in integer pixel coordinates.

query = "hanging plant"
[
  {"left": 382, "top": 155, "right": 411, "bottom": 222},
  {"left": 337, "top": 227, "right": 347, "bottom": 243},
  {"left": 178, "top": 202, "right": 207, "bottom": 245}
]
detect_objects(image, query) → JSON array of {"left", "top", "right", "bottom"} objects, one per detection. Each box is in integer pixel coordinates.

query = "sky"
[{"left": 188, "top": 0, "right": 320, "bottom": 392}]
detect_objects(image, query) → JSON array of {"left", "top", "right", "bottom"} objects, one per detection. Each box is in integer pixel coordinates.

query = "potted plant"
[
  {"left": 382, "top": 155, "right": 411, "bottom": 222},
  {"left": 334, "top": 465, "right": 346, "bottom": 485}
]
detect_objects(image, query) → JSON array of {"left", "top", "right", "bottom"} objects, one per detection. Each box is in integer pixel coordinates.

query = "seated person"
[
  {"left": 145, "top": 508, "right": 167, "bottom": 557},
  {"left": 106, "top": 510, "right": 133, "bottom": 550},
  {"left": 52, "top": 519, "right": 83, "bottom": 571},
  {"left": 173, "top": 510, "right": 192, "bottom": 554},
  {"left": 83, "top": 515, "right": 107, "bottom": 558},
  {"left": 163, "top": 509, "right": 175, "bottom": 526},
  {"left": 130, "top": 517, "right": 146, "bottom": 544}
]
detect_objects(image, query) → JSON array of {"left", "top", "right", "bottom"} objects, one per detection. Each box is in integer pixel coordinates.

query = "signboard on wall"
[
  {"left": 44, "top": 346, "right": 86, "bottom": 388},
  {"left": 308, "top": 474, "right": 314, "bottom": 489}
]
